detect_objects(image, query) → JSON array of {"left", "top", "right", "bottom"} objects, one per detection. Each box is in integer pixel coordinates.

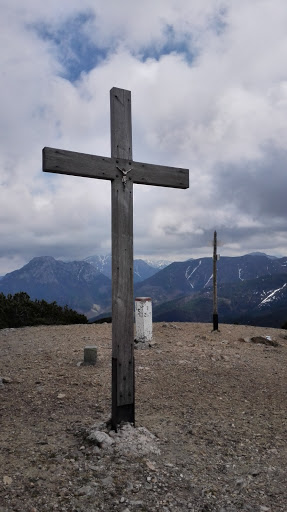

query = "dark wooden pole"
[
  {"left": 213, "top": 230, "right": 219, "bottom": 331},
  {"left": 110, "top": 88, "right": 135, "bottom": 429}
]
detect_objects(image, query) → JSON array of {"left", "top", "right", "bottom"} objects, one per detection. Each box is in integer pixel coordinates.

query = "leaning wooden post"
[
  {"left": 213, "top": 230, "right": 219, "bottom": 331},
  {"left": 110, "top": 88, "right": 135, "bottom": 428}
]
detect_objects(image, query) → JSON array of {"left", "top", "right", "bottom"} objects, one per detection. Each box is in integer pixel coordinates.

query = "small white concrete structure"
[{"left": 135, "top": 297, "right": 152, "bottom": 343}]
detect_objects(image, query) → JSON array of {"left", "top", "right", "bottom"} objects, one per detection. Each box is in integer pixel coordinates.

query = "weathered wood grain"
[
  {"left": 111, "top": 177, "right": 134, "bottom": 406},
  {"left": 110, "top": 88, "right": 135, "bottom": 425},
  {"left": 43, "top": 148, "right": 189, "bottom": 189},
  {"left": 42, "top": 148, "right": 115, "bottom": 180},
  {"left": 110, "top": 87, "right": 132, "bottom": 161},
  {"left": 127, "top": 159, "right": 189, "bottom": 188}
]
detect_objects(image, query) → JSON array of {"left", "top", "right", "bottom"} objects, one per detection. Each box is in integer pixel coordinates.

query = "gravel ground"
[{"left": 0, "top": 322, "right": 286, "bottom": 512}]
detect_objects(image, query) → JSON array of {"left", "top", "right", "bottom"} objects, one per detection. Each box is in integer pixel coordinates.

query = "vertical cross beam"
[{"left": 110, "top": 88, "right": 135, "bottom": 428}]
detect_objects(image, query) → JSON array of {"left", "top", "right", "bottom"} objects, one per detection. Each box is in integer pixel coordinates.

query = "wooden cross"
[{"left": 43, "top": 87, "right": 189, "bottom": 429}]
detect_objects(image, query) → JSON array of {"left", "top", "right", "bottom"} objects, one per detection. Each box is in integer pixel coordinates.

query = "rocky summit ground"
[{"left": 0, "top": 322, "right": 287, "bottom": 512}]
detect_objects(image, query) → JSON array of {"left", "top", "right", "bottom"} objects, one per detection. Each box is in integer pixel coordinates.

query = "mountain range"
[
  {"left": 134, "top": 254, "right": 287, "bottom": 327},
  {"left": 134, "top": 254, "right": 287, "bottom": 302},
  {"left": 151, "top": 273, "right": 287, "bottom": 327},
  {"left": 0, "top": 255, "right": 168, "bottom": 319},
  {"left": 0, "top": 256, "right": 112, "bottom": 318},
  {"left": 84, "top": 254, "right": 169, "bottom": 282},
  {"left": 1, "top": 253, "right": 287, "bottom": 327}
]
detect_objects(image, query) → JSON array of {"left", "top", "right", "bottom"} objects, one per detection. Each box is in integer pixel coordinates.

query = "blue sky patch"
[
  {"left": 137, "top": 24, "right": 196, "bottom": 64},
  {"left": 30, "top": 12, "right": 108, "bottom": 82}
]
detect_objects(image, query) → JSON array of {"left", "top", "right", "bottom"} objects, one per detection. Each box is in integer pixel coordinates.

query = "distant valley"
[{"left": 1, "top": 253, "right": 287, "bottom": 327}]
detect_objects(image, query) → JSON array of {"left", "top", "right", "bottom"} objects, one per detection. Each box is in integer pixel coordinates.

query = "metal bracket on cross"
[{"left": 116, "top": 166, "right": 132, "bottom": 186}]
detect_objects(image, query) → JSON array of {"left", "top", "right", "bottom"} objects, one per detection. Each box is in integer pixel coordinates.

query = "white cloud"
[{"left": 1, "top": 0, "right": 287, "bottom": 275}]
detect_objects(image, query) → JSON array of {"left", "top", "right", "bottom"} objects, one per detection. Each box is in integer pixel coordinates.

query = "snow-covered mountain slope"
[{"left": 84, "top": 254, "right": 166, "bottom": 282}]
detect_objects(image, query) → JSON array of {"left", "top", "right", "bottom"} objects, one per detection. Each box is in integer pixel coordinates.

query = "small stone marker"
[
  {"left": 84, "top": 346, "right": 98, "bottom": 365},
  {"left": 135, "top": 297, "right": 152, "bottom": 344}
]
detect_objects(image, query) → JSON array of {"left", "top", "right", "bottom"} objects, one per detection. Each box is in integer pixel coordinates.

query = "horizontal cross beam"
[{"left": 43, "top": 147, "right": 189, "bottom": 189}]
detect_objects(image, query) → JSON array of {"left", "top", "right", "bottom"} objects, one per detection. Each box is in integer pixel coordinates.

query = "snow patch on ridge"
[
  {"left": 185, "top": 260, "right": 202, "bottom": 288},
  {"left": 204, "top": 274, "right": 213, "bottom": 288},
  {"left": 258, "top": 283, "right": 287, "bottom": 307}
]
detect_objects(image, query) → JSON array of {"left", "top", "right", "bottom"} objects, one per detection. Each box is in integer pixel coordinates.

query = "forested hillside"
[{"left": 0, "top": 292, "right": 87, "bottom": 329}]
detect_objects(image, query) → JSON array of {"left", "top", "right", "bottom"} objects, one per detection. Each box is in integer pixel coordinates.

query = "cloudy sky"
[{"left": 1, "top": 0, "right": 287, "bottom": 274}]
